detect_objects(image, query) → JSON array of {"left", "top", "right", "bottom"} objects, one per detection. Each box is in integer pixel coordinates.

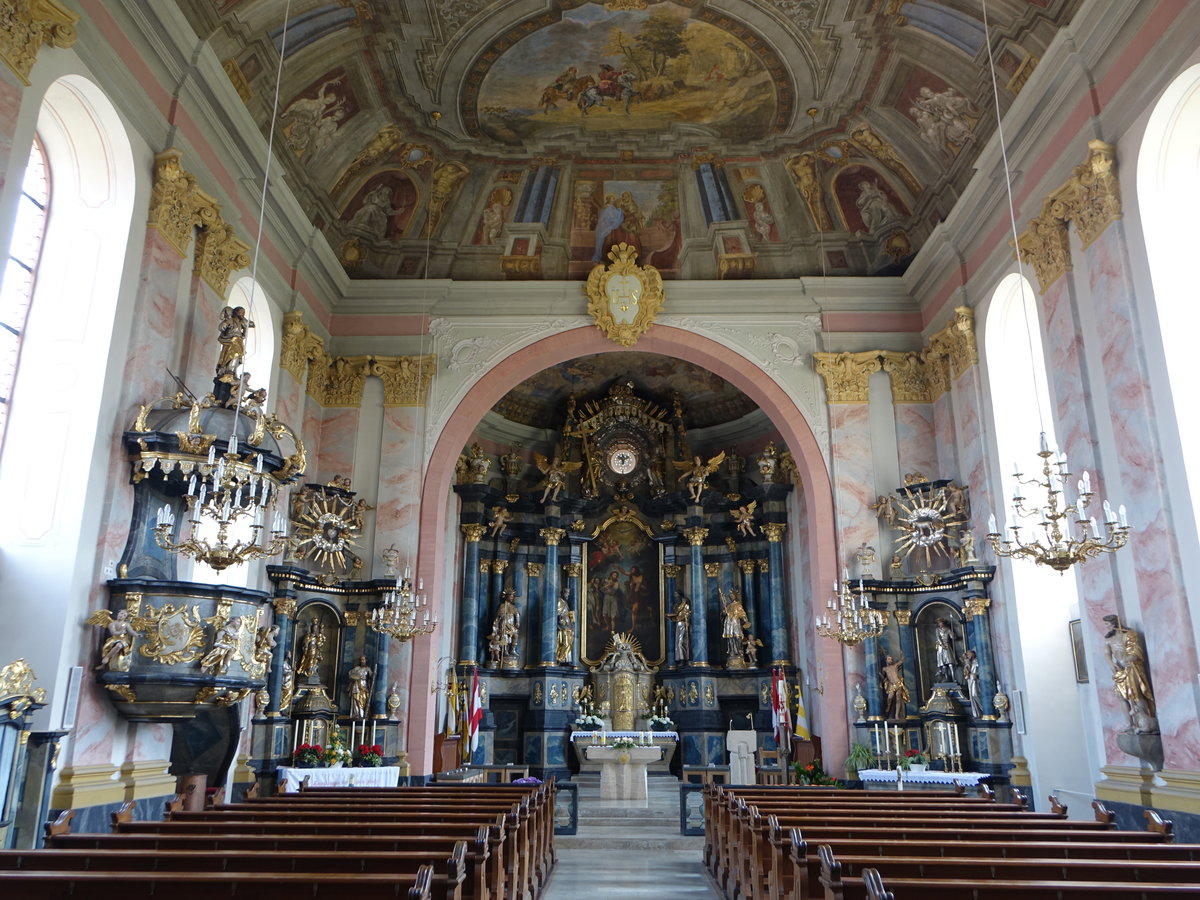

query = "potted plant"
[
  {"left": 845, "top": 741, "right": 876, "bottom": 778},
  {"left": 321, "top": 727, "right": 352, "bottom": 768},
  {"left": 647, "top": 714, "right": 674, "bottom": 731},
  {"left": 792, "top": 758, "right": 841, "bottom": 787},
  {"left": 357, "top": 743, "right": 383, "bottom": 767},
  {"left": 903, "top": 748, "right": 928, "bottom": 772},
  {"left": 293, "top": 743, "right": 321, "bottom": 768}
]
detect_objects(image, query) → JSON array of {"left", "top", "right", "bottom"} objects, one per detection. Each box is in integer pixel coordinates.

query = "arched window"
[
  {"left": 1137, "top": 63, "right": 1200, "bottom": 547},
  {"left": 984, "top": 272, "right": 1094, "bottom": 805},
  {"left": 0, "top": 138, "right": 49, "bottom": 451}
]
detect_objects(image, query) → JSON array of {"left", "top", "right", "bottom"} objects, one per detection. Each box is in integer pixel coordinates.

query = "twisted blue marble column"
[
  {"left": 663, "top": 563, "right": 682, "bottom": 667},
  {"left": 457, "top": 524, "right": 485, "bottom": 666},
  {"left": 896, "top": 610, "right": 918, "bottom": 718},
  {"left": 268, "top": 595, "right": 296, "bottom": 715},
  {"left": 738, "top": 559, "right": 760, "bottom": 639},
  {"left": 563, "top": 561, "right": 581, "bottom": 666},
  {"left": 764, "top": 523, "right": 790, "bottom": 664},
  {"left": 756, "top": 559, "right": 771, "bottom": 655},
  {"left": 964, "top": 593, "right": 996, "bottom": 716},
  {"left": 373, "top": 626, "right": 390, "bottom": 717},
  {"left": 683, "top": 526, "right": 709, "bottom": 665},
  {"left": 539, "top": 527, "right": 565, "bottom": 665},
  {"left": 863, "top": 632, "right": 884, "bottom": 717}
]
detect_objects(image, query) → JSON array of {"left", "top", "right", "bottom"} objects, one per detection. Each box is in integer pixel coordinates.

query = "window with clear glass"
[{"left": 0, "top": 138, "right": 49, "bottom": 449}]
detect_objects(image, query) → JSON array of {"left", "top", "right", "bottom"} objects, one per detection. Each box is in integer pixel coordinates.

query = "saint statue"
[
  {"left": 488, "top": 590, "right": 520, "bottom": 668},
  {"left": 882, "top": 653, "right": 909, "bottom": 720},
  {"left": 280, "top": 652, "right": 295, "bottom": 713},
  {"left": 1102, "top": 614, "right": 1158, "bottom": 733},
  {"left": 348, "top": 655, "right": 373, "bottom": 720},
  {"left": 200, "top": 616, "right": 241, "bottom": 676},
  {"left": 963, "top": 649, "right": 983, "bottom": 717},
  {"left": 215, "top": 305, "right": 254, "bottom": 384},
  {"left": 666, "top": 590, "right": 691, "bottom": 663},
  {"left": 933, "top": 618, "right": 956, "bottom": 682},
  {"left": 297, "top": 620, "right": 326, "bottom": 679},
  {"left": 555, "top": 590, "right": 576, "bottom": 663},
  {"left": 720, "top": 588, "right": 751, "bottom": 665}
]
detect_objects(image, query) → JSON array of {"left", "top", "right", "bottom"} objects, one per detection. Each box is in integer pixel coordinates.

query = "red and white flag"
[
  {"left": 468, "top": 667, "right": 483, "bottom": 754},
  {"left": 771, "top": 668, "right": 792, "bottom": 748}
]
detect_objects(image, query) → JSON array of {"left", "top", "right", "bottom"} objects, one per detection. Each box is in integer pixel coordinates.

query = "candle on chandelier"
[
  {"left": 1039, "top": 432, "right": 1049, "bottom": 453},
  {"left": 988, "top": 513, "right": 998, "bottom": 534},
  {"left": 1119, "top": 505, "right": 1128, "bottom": 527}
]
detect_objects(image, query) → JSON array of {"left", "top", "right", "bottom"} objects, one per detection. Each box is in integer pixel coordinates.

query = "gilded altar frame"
[{"left": 580, "top": 513, "right": 666, "bottom": 667}]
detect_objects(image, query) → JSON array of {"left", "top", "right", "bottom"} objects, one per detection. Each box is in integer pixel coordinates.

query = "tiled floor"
[{"left": 542, "top": 775, "right": 722, "bottom": 899}]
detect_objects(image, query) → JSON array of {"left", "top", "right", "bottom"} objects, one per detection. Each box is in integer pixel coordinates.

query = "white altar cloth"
[
  {"left": 858, "top": 768, "right": 989, "bottom": 786},
  {"left": 277, "top": 765, "right": 401, "bottom": 792}
]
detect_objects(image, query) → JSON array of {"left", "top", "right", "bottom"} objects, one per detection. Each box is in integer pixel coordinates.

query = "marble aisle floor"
[{"left": 541, "top": 775, "right": 722, "bottom": 900}]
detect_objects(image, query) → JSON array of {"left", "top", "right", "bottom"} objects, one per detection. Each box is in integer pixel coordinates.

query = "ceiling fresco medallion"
[
  {"left": 586, "top": 242, "right": 665, "bottom": 347},
  {"left": 464, "top": 2, "right": 789, "bottom": 148}
]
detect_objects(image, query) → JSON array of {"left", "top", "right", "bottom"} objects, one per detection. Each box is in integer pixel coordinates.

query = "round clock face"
[{"left": 607, "top": 445, "right": 639, "bottom": 475}]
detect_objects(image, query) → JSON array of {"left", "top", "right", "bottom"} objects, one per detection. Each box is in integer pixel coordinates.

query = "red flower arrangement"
[
  {"left": 293, "top": 743, "right": 322, "bottom": 767},
  {"left": 357, "top": 743, "right": 384, "bottom": 767}
]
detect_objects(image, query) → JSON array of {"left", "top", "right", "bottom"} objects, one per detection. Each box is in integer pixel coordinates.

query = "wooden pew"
[
  {"left": 0, "top": 844, "right": 465, "bottom": 900},
  {"left": 817, "top": 844, "right": 1200, "bottom": 900},
  {"left": 0, "top": 864, "right": 436, "bottom": 899}
]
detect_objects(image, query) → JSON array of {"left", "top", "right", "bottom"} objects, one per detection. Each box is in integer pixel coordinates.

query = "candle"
[
  {"left": 988, "top": 513, "right": 998, "bottom": 534},
  {"left": 1039, "top": 432, "right": 1049, "bottom": 453},
  {"left": 1119, "top": 505, "right": 1128, "bottom": 527}
]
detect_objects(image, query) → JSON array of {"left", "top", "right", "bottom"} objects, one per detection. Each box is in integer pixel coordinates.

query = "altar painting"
[
  {"left": 582, "top": 519, "right": 664, "bottom": 666},
  {"left": 469, "top": 3, "right": 781, "bottom": 146}
]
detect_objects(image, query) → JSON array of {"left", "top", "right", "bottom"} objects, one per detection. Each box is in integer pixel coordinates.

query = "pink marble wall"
[
  {"left": 315, "top": 408, "right": 360, "bottom": 483},
  {"left": 1042, "top": 272, "right": 1127, "bottom": 763},
  {"left": 894, "top": 403, "right": 938, "bottom": 480},
  {"left": 830, "top": 405, "right": 877, "bottom": 559},
  {"left": 373, "top": 406, "right": 421, "bottom": 568},
  {"left": 1083, "top": 224, "right": 1199, "bottom": 769},
  {"left": 177, "top": 275, "right": 223, "bottom": 392}
]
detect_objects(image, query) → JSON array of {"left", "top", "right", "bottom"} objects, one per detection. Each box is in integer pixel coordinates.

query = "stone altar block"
[
  {"left": 585, "top": 745, "right": 664, "bottom": 800},
  {"left": 726, "top": 729, "right": 757, "bottom": 785}
]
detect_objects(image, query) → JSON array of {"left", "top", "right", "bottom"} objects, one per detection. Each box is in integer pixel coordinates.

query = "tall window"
[
  {"left": 1138, "top": 63, "right": 1200, "bottom": 545},
  {"left": 0, "top": 139, "right": 49, "bottom": 450}
]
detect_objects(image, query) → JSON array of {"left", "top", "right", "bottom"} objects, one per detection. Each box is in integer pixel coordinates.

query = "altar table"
[
  {"left": 584, "top": 745, "right": 664, "bottom": 800},
  {"left": 277, "top": 765, "right": 402, "bottom": 792},
  {"left": 857, "top": 767, "right": 990, "bottom": 791}
]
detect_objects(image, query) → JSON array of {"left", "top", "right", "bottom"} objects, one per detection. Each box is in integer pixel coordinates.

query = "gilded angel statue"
[
  {"left": 675, "top": 450, "right": 726, "bottom": 503},
  {"left": 731, "top": 500, "right": 758, "bottom": 537},
  {"left": 85, "top": 608, "right": 139, "bottom": 672},
  {"left": 533, "top": 451, "right": 580, "bottom": 504},
  {"left": 488, "top": 505, "right": 512, "bottom": 538}
]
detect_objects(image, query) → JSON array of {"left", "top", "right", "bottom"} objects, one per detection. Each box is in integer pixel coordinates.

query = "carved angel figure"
[
  {"left": 534, "top": 452, "right": 579, "bottom": 504},
  {"left": 676, "top": 451, "right": 726, "bottom": 503},
  {"left": 488, "top": 505, "right": 512, "bottom": 538},
  {"left": 731, "top": 500, "right": 758, "bottom": 537},
  {"left": 871, "top": 494, "right": 897, "bottom": 526},
  {"left": 86, "top": 608, "right": 139, "bottom": 672},
  {"left": 254, "top": 624, "right": 279, "bottom": 667},
  {"left": 200, "top": 617, "right": 242, "bottom": 676}
]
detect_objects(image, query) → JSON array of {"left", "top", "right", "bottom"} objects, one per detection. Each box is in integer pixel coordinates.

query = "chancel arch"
[{"left": 407, "top": 323, "right": 843, "bottom": 774}]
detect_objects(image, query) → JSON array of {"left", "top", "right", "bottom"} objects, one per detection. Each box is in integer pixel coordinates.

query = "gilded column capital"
[
  {"left": 563, "top": 562, "right": 581, "bottom": 578},
  {"left": 737, "top": 560, "right": 757, "bottom": 576},
  {"left": 490, "top": 559, "right": 510, "bottom": 575},
  {"left": 194, "top": 214, "right": 251, "bottom": 297},
  {"left": 662, "top": 564, "right": 682, "bottom": 578},
  {"left": 682, "top": 526, "right": 708, "bottom": 547},
  {"left": 539, "top": 527, "right": 566, "bottom": 546},
  {"left": 925, "top": 306, "right": 979, "bottom": 381},
  {"left": 343, "top": 611, "right": 361, "bottom": 627},
  {"left": 880, "top": 351, "right": 933, "bottom": 403},
  {"left": 272, "top": 598, "right": 297, "bottom": 618},
  {"left": 0, "top": 0, "right": 78, "bottom": 86},
  {"left": 964, "top": 597, "right": 991, "bottom": 620},
  {"left": 479, "top": 560, "right": 492, "bottom": 575},
  {"left": 813, "top": 351, "right": 882, "bottom": 404},
  {"left": 280, "top": 312, "right": 326, "bottom": 384},
  {"left": 147, "top": 149, "right": 199, "bottom": 258},
  {"left": 703, "top": 562, "right": 721, "bottom": 578},
  {"left": 371, "top": 354, "right": 436, "bottom": 407},
  {"left": 317, "top": 356, "right": 371, "bottom": 408},
  {"left": 526, "top": 562, "right": 544, "bottom": 577},
  {"left": 757, "top": 559, "right": 769, "bottom": 573},
  {"left": 894, "top": 609, "right": 912, "bottom": 625},
  {"left": 462, "top": 523, "right": 486, "bottom": 542},
  {"left": 763, "top": 523, "right": 788, "bottom": 543}
]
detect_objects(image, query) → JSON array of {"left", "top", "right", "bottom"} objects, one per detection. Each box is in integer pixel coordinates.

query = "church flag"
[
  {"left": 468, "top": 667, "right": 483, "bottom": 754},
  {"left": 771, "top": 668, "right": 791, "bottom": 747},
  {"left": 793, "top": 680, "right": 811, "bottom": 740}
]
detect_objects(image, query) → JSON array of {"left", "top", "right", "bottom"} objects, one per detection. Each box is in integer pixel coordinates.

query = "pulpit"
[{"left": 584, "top": 745, "right": 664, "bottom": 800}]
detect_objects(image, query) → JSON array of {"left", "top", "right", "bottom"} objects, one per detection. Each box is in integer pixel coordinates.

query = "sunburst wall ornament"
[{"left": 288, "top": 475, "right": 371, "bottom": 581}]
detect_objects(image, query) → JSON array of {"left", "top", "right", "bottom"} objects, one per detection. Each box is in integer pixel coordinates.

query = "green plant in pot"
[{"left": 845, "top": 742, "right": 875, "bottom": 777}]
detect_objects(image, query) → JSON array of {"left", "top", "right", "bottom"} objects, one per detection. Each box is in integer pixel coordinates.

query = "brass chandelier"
[
  {"left": 816, "top": 569, "right": 885, "bottom": 646},
  {"left": 368, "top": 568, "right": 438, "bottom": 643},
  {"left": 986, "top": 434, "right": 1129, "bottom": 572}
]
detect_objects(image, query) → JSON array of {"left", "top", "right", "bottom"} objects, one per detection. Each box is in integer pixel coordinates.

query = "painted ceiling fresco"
[
  {"left": 184, "top": 0, "right": 1083, "bottom": 281},
  {"left": 494, "top": 351, "right": 760, "bottom": 431}
]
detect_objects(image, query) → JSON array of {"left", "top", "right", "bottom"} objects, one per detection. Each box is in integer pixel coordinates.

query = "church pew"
[
  {"left": 111, "top": 818, "right": 510, "bottom": 900},
  {"left": 0, "top": 844, "right": 465, "bottom": 900},
  {"left": 817, "top": 845, "right": 1200, "bottom": 900},
  {"left": 0, "top": 866, "right": 436, "bottom": 899},
  {"left": 47, "top": 830, "right": 490, "bottom": 899},
  {"left": 785, "top": 835, "right": 1200, "bottom": 900},
  {"left": 164, "top": 804, "right": 534, "bottom": 900}
]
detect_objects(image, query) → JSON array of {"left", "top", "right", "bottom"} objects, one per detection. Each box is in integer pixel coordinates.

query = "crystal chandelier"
[
  {"left": 986, "top": 433, "right": 1129, "bottom": 572},
  {"left": 816, "top": 569, "right": 885, "bottom": 646},
  {"left": 369, "top": 568, "right": 438, "bottom": 643},
  {"left": 154, "top": 434, "right": 291, "bottom": 572}
]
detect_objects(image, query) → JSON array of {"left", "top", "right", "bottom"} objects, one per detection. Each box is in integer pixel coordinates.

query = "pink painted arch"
[{"left": 405, "top": 324, "right": 847, "bottom": 775}]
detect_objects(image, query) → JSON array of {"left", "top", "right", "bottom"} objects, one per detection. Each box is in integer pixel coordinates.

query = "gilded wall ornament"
[
  {"left": 880, "top": 351, "right": 933, "bottom": 403},
  {"left": 194, "top": 215, "right": 252, "bottom": 297},
  {"left": 924, "top": 306, "right": 978, "bottom": 382},
  {"left": 0, "top": 0, "right": 77, "bottom": 85},
  {"left": 371, "top": 354, "right": 436, "bottom": 406},
  {"left": 133, "top": 603, "right": 206, "bottom": 666},
  {"left": 147, "top": 150, "right": 199, "bottom": 257},
  {"left": 289, "top": 479, "right": 371, "bottom": 577},
  {"left": 813, "top": 351, "right": 882, "bottom": 403},
  {"left": 0, "top": 657, "right": 45, "bottom": 713},
  {"left": 585, "top": 243, "right": 665, "bottom": 347},
  {"left": 424, "top": 160, "right": 471, "bottom": 237}
]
